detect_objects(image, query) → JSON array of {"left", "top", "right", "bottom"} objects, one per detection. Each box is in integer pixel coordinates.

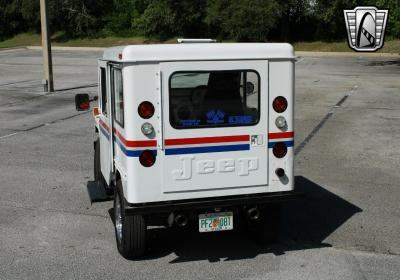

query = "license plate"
[{"left": 198, "top": 212, "right": 233, "bottom": 232}]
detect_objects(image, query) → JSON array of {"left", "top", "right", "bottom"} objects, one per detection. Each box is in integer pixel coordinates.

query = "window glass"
[
  {"left": 100, "top": 67, "right": 107, "bottom": 115},
  {"left": 169, "top": 70, "right": 260, "bottom": 129},
  {"left": 113, "top": 68, "right": 124, "bottom": 127}
]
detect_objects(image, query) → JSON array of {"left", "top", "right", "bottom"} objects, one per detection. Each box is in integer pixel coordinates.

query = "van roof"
[{"left": 102, "top": 43, "right": 294, "bottom": 63}]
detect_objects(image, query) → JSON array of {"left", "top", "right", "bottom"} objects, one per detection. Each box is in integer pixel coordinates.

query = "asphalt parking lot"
[{"left": 0, "top": 48, "right": 399, "bottom": 280}]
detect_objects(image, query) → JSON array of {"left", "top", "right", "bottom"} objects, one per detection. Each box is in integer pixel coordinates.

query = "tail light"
[
  {"left": 75, "top": 93, "right": 90, "bottom": 111},
  {"left": 272, "top": 142, "right": 287, "bottom": 158},
  {"left": 79, "top": 101, "right": 90, "bottom": 110},
  {"left": 272, "top": 96, "right": 288, "bottom": 113},
  {"left": 139, "top": 150, "right": 156, "bottom": 167},
  {"left": 138, "top": 101, "right": 155, "bottom": 119}
]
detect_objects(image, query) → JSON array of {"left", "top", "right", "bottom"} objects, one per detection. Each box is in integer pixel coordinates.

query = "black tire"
[
  {"left": 94, "top": 139, "right": 101, "bottom": 182},
  {"left": 247, "top": 203, "right": 282, "bottom": 244},
  {"left": 94, "top": 138, "right": 114, "bottom": 196},
  {"left": 114, "top": 180, "right": 146, "bottom": 259}
]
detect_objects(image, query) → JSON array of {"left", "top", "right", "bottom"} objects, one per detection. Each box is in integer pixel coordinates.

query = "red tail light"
[
  {"left": 272, "top": 96, "right": 288, "bottom": 113},
  {"left": 138, "top": 101, "right": 155, "bottom": 119},
  {"left": 79, "top": 101, "right": 90, "bottom": 110},
  {"left": 139, "top": 150, "right": 156, "bottom": 167},
  {"left": 272, "top": 142, "right": 287, "bottom": 158}
]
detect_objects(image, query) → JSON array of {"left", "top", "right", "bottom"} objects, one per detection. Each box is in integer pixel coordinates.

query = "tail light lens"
[
  {"left": 272, "top": 96, "right": 288, "bottom": 113},
  {"left": 138, "top": 101, "right": 155, "bottom": 119},
  {"left": 139, "top": 150, "right": 156, "bottom": 167},
  {"left": 75, "top": 93, "right": 90, "bottom": 111},
  {"left": 79, "top": 101, "right": 90, "bottom": 110},
  {"left": 272, "top": 142, "right": 287, "bottom": 158}
]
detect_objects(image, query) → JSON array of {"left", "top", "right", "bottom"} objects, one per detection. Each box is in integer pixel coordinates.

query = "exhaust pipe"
[
  {"left": 175, "top": 214, "right": 188, "bottom": 227},
  {"left": 247, "top": 207, "right": 260, "bottom": 220}
]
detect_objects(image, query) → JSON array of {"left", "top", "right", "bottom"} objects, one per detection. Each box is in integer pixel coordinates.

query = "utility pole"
[{"left": 40, "top": 0, "right": 54, "bottom": 92}]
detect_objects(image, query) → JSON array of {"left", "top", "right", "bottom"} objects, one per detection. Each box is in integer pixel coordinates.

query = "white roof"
[{"left": 102, "top": 43, "right": 294, "bottom": 62}]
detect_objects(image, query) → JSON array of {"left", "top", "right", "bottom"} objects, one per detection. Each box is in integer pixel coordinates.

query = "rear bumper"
[{"left": 125, "top": 191, "right": 302, "bottom": 215}]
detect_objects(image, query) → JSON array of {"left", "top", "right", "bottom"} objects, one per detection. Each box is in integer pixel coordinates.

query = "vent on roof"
[{"left": 177, "top": 38, "right": 217, "bottom": 43}]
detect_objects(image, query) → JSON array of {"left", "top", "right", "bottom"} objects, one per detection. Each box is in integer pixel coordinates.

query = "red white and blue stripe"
[
  {"left": 268, "top": 131, "right": 294, "bottom": 148},
  {"left": 99, "top": 119, "right": 157, "bottom": 157},
  {"left": 164, "top": 135, "right": 250, "bottom": 155},
  {"left": 99, "top": 119, "right": 293, "bottom": 157}
]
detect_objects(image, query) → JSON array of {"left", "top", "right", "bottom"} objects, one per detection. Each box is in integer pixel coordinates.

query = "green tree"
[
  {"left": 376, "top": 0, "right": 400, "bottom": 38},
  {"left": 103, "top": 0, "right": 139, "bottom": 36},
  {"left": 133, "top": 0, "right": 207, "bottom": 40},
  {"left": 0, "top": 0, "right": 26, "bottom": 40},
  {"left": 133, "top": 0, "right": 176, "bottom": 39},
  {"left": 21, "top": 0, "right": 41, "bottom": 33},
  {"left": 275, "top": 0, "right": 314, "bottom": 41},
  {"left": 206, "top": 0, "right": 281, "bottom": 41},
  {"left": 313, "top": 0, "right": 360, "bottom": 41},
  {"left": 55, "top": 0, "right": 110, "bottom": 38}
]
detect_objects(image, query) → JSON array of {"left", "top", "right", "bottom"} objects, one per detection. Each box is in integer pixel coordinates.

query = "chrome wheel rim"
[{"left": 115, "top": 194, "right": 123, "bottom": 243}]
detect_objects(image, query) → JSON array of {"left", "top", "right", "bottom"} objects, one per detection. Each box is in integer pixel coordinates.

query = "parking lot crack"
[{"left": 295, "top": 85, "right": 358, "bottom": 155}]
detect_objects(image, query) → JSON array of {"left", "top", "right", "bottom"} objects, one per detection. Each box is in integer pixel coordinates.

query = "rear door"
[{"left": 160, "top": 60, "right": 269, "bottom": 193}]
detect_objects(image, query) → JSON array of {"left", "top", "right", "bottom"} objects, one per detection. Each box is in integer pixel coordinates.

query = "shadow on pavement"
[{"left": 108, "top": 176, "right": 362, "bottom": 263}]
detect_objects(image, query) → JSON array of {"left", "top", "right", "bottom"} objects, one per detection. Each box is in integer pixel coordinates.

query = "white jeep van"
[{"left": 76, "top": 41, "right": 298, "bottom": 259}]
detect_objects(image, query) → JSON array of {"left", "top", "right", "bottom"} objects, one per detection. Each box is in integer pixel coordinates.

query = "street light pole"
[{"left": 40, "top": 0, "right": 54, "bottom": 92}]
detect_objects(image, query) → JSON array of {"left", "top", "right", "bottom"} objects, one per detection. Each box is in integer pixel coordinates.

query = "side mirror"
[{"left": 75, "top": 94, "right": 90, "bottom": 111}]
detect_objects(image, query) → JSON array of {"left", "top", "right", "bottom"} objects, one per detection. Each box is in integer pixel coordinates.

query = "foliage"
[
  {"left": 206, "top": 0, "right": 281, "bottom": 41},
  {"left": 102, "top": 0, "right": 138, "bottom": 36},
  {"left": 133, "top": 0, "right": 207, "bottom": 40},
  {"left": 376, "top": 0, "right": 400, "bottom": 38},
  {"left": 0, "top": 0, "right": 26, "bottom": 40},
  {"left": 133, "top": 0, "right": 177, "bottom": 39}
]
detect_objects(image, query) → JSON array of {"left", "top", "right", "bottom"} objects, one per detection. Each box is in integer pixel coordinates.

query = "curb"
[{"left": 0, "top": 47, "right": 28, "bottom": 52}]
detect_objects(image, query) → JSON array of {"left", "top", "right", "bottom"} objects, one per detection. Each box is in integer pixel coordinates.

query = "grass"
[
  {"left": 0, "top": 33, "right": 175, "bottom": 49},
  {"left": 1, "top": 33, "right": 399, "bottom": 54},
  {"left": 0, "top": 33, "right": 42, "bottom": 48},
  {"left": 52, "top": 35, "right": 176, "bottom": 47}
]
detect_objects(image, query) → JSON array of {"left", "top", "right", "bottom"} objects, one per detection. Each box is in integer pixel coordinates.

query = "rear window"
[{"left": 169, "top": 70, "right": 260, "bottom": 129}]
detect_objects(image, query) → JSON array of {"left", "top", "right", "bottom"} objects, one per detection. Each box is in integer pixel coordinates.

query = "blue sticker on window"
[
  {"left": 206, "top": 110, "right": 225, "bottom": 124},
  {"left": 228, "top": 115, "right": 253, "bottom": 124},
  {"left": 180, "top": 119, "right": 201, "bottom": 126}
]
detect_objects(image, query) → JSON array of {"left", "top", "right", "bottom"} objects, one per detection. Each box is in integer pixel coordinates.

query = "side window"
[
  {"left": 100, "top": 67, "right": 107, "bottom": 115},
  {"left": 169, "top": 70, "right": 260, "bottom": 129},
  {"left": 112, "top": 68, "right": 124, "bottom": 127}
]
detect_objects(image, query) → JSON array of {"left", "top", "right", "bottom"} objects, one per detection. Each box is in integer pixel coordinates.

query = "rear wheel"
[{"left": 114, "top": 180, "right": 146, "bottom": 259}]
